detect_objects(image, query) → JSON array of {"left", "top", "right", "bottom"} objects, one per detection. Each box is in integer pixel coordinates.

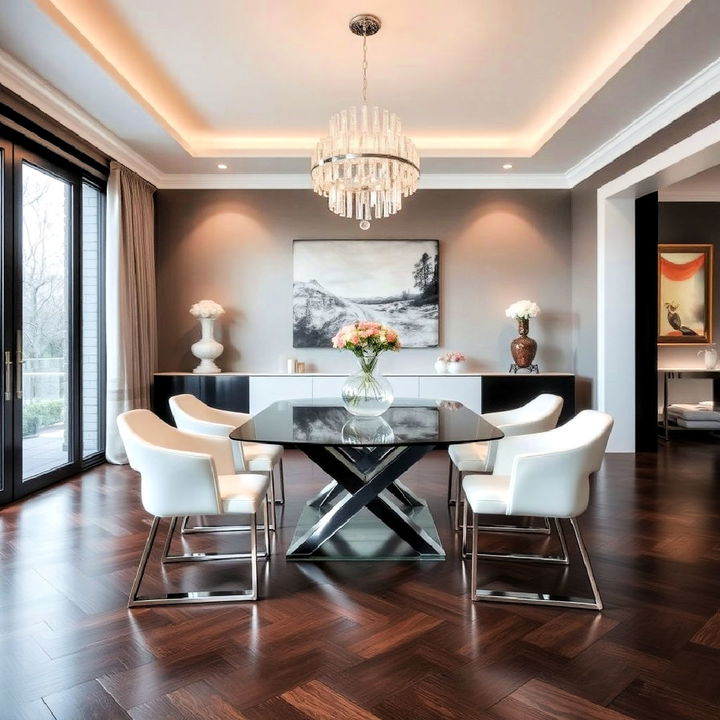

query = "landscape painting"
[
  {"left": 658, "top": 244, "right": 713, "bottom": 344},
  {"left": 293, "top": 240, "right": 439, "bottom": 348}
]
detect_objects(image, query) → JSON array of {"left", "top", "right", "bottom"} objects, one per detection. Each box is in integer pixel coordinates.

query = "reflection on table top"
[{"left": 229, "top": 398, "right": 504, "bottom": 448}]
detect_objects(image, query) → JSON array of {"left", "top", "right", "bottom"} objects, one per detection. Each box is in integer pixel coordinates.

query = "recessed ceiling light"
[
  {"left": 502, "top": 163, "right": 513, "bottom": 170},
  {"left": 217, "top": 163, "right": 228, "bottom": 170}
]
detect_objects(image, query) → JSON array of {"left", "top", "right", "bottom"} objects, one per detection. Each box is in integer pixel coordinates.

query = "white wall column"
[{"left": 597, "top": 197, "right": 636, "bottom": 452}]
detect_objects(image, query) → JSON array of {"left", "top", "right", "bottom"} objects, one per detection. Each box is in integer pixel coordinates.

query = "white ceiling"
[{"left": 0, "top": 0, "right": 719, "bottom": 186}]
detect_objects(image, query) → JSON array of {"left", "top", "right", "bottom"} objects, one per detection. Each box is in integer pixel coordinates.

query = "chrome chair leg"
[
  {"left": 263, "top": 497, "right": 271, "bottom": 556},
  {"left": 570, "top": 517, "right": 603, "bottom": 610},
  {"left": 128, "top": 516, "right": 260, "bottom": 607},
  {"left": 161, "top": 508, "right": 270, "bottom": 563},
  {"left": 453, "top": 470, "right": 464, "bottom": 531},
  {"left": 275, "top": 458, "right": 286, "bottom": 505},
  {"left": 474, "top": 516, "right": 552, "bottom": 534},
  {"left": 469, "top": 510, "right": 478, "bottom": 599},
  {"left": 447, "top": 459, "right": 455, "bottom": 506},
  {"left": 181, "top": 512, "right": 273, "bottom": 534},
  {"left": 268, "top": 470, "right": 277, "bottom": 529},
  {"left": 469, "top": 514, "right": 603, "bottom": 610}
]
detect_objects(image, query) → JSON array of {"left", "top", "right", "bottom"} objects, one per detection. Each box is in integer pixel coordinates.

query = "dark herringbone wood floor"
[{"left": 1, "top": 442, "right": 720, "bottom": 719}]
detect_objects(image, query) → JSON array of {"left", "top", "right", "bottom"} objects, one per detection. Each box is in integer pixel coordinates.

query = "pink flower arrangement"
[
  {"left": 439, "top": 351, "right": 465, "bottom": 363},
  {"left": 332, "top": 321, "right": 401, "bottom": 356}
]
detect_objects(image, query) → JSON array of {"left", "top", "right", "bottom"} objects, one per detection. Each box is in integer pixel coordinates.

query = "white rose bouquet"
[
  {"left": 190, "top": 299, "right": 225, "bottom": 319},
  {"left": 505, "top": 300, "right": 541, "bottom": 320}
]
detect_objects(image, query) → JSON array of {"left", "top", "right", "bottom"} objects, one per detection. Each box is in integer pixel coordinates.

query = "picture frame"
[
  {"left": 658, "top": 244, "right": 713, "bottom": 345},
  {"left": 292, "top": 239, "right": 439, "bottom": 348}
]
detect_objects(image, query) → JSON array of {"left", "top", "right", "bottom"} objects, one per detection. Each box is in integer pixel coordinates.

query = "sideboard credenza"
[{"left": 153, "top": 372, "right": 575, "bottom": 426}]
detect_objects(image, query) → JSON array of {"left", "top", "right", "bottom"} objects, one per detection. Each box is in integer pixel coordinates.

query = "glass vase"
[{"left": 341, "top": 352, "right": 394, "bottom": 417}]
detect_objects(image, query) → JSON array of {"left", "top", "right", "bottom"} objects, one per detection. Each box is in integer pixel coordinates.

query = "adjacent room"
[{"left": 1, "top": 1, "right": 719, "bottom": 718}]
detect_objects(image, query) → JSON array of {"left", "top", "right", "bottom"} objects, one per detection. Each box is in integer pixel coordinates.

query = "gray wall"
[{"left": 156, "top": 189, "right": 571, "bottom": 375}]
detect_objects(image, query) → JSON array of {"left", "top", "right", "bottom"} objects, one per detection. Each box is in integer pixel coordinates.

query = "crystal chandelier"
[{"left": 311, "top": 14, "right": 420, "bottom": 230}]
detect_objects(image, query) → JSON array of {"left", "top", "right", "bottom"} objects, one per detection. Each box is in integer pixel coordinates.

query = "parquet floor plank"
[
  {"left": 43, "top": 678, "right": 132, "bottom": 719},
  {"left": 0, "top": 443, "right": 718, "bottom": 718},
  {"left": 490, "top": 678, "right": 635, "bottom": 720},
  {"left": 281, "top": 679, "right": 382, "bottom": 720}
]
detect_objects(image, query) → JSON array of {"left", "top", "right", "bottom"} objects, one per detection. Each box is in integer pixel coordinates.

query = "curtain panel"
[{"left": 106, "top": 161, "right": 157, "bottom": 464}]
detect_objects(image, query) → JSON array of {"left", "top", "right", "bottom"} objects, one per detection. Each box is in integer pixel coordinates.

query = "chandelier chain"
[{"left": 362, "top": 31, "right": 368, "bottom": 105}]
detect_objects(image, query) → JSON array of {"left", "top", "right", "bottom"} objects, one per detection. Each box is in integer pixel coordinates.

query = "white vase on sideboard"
[
  {"left": 191, "top": 317, "right": 223, "bottom": 374},
  {"left": 446, "top": 360, "right": 465, "bottom": 374}
]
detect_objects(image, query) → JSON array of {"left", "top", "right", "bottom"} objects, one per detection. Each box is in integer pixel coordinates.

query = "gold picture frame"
[{"left": 658, "top": 244, "right": 713, "bottom": 345}]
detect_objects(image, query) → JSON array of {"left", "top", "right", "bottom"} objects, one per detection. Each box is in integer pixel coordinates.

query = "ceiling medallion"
[{"left": 311, "top": 14, "right": 420, "bottom": 230}]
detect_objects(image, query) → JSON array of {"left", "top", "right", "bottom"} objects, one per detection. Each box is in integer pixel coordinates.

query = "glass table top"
[{"left": 230, "top": 398, "right": 504, "bottom": 448}]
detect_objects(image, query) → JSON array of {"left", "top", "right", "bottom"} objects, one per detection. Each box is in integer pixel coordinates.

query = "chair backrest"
[
  {"left": 169, "top": 394, "right": 250, "bottom": 434},
  {"left": 483, "top": 393, "right": 563, "bottom": 437},
  {"left": 169, "top": 394, "right": 250, "bottom": 471},
  {"left": 117, "top": 409, "right": 234, "bottom": 518},
  {"left": 505, "top": 410, "right": 614, "bottom": 518}
]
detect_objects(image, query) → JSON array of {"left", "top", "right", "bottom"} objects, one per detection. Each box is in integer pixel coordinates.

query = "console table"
[
  {"left": 153, "top": 372, "right": 575, "bottom": 424},
  {"left": 658, "top": 367, "right": 720, "bottom": 441}
]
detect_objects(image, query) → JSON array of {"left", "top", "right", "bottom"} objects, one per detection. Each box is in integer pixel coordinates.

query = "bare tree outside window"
[{"left": 21, "top": 164, "right": 71, "bottom": 478}]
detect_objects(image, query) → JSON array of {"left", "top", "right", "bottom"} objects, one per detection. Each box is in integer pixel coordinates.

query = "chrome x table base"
[{"left": 287, "top": 444, "right": 445, "bottom": 560}]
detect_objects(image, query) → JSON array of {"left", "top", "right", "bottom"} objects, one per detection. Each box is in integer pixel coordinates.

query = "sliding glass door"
[
  {"left": 1, "top": 132, "right": 105, "bottom": 503},
  {"left": 0, "top": 138, "right": 11, "bottom": 505},
  {"left": 18, "top": 158, "right": 77, "bottom": 488}
]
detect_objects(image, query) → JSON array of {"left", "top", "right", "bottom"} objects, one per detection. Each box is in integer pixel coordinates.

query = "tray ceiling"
[{"left": 1, "top": 0, "right": 719, "bottom": 184}]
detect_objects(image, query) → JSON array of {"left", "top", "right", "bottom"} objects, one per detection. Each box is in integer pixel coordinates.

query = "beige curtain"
[{"left": 105, "top": 161, "right": 157, "bottom": 464}]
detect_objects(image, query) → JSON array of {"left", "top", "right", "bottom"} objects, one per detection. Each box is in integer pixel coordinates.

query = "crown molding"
[
  {"left": 658, "top": 190, "right": 720, "bottom": 202},
  {"left": 565, "top": 56, "right": 720, "bottom": 187},
  {"left": 418, "top": 173, "right": 569, "bottom": 189},
  {"left": 156, "top": 172, "right": 570, "bottom": 190},
  {"left": 157, "top": 173, "right": 311, "bottom": 189},
  {"left": 0, "top": 48, "right": 163, "bottom": 185}
]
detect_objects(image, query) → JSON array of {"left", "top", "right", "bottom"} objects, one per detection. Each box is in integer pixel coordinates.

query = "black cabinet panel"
[
  {"left": 203, "top": 375, "right": 249, "bottom": 413},
  {"left": 153, "top": 375, "right": 249, "bottom": 425},
  {"left": 153, "top": 375, "right": 201, "bottom": 424},
  {"left": 481, "top": 375, "right": 575, "bottom": 424}
]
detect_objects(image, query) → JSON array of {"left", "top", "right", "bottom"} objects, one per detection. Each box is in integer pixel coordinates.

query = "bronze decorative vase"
[{"left": 510, "top": 317, "right": 537, "bottom": 369}]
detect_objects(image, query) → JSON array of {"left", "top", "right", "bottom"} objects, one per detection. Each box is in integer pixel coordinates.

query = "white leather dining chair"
[
  {"left": 462, "top": 409, "right": 613, "bottom": 610},
  {"left": 448, "top": 393, "right": 564, "bottom": 530},
  {"left": 169, "top": 393, "right": 285, "bottom": 532},
  {"left": 118, "top": 409, "right": 271, "bottom": 606}
]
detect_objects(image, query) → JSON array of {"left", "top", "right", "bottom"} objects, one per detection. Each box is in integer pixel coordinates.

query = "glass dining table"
[{"left": 230, "top": 398, "right": 504, "bottom": 561}]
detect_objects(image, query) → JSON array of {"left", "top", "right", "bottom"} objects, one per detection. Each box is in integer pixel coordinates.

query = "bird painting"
[{"left": 664, "top": 302, "right": 698, "bottom": 335}]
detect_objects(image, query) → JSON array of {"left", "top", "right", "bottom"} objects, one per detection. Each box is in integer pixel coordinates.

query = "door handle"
[
  {"left": 3, "top": 351, "right": 11, "bottom": 401},
  {"left": 15, "top": 330, "right": 23, "bottom": 400}
]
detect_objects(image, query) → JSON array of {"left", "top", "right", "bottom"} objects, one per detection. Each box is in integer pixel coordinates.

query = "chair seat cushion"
[
  {"left": 218, "top": 473, "right": 270, "bottom": 514},
  {"left": 449, "top": 442, "right": 491, "bottom": 472},
  {"left": 243, "top": 442, "right": 283, "bottom": 471},
  {"left": 462, "top": 474, "right": 511, "bottom": 515}
]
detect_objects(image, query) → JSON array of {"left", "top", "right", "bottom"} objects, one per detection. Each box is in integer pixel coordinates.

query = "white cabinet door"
[
  {"left": 418, "top": 376, "right": 482, "bottom": 414},
  {"left": 387, "top": 376, "right": 420, "bottom": 399},
  {"left": 249, "top": 376, "right": 313, "bottom": 414},
  {"left": 312, "top": 376, "right": 346, "bottom": 399}
]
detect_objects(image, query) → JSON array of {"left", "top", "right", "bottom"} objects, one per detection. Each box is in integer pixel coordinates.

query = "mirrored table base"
[{"left": 286, "top": 444, "right": 446, "bottom": 561}]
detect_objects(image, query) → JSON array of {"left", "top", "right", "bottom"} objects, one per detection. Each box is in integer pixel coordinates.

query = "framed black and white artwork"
[{"left": 293, "top": 240, "right": 439, "bottom": 348}]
